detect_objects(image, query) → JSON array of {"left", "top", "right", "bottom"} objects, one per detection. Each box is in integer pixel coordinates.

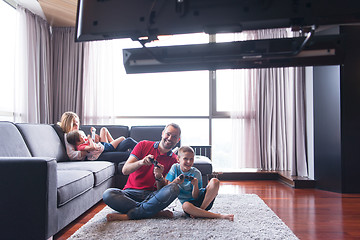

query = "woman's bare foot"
[
  {"left": 106, "top": 213, "right": 129, "bottom": 221},
  {"left": 221, "top": 214, "right": 234, "bottom": 221},
  {"left": 154, "top": 210, "right": 174, "bottom": 218}
]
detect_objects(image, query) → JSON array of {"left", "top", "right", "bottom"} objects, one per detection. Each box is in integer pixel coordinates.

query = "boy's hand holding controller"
[
  {"left": 190, "top": 176, "right": 198, "bottom": 186},
  {"left": 179, "top": 174, "right": 195, "bottom": 181},
  {"left": 174, "top": 174, "right": 197, "bottom": 185},
  {"left": 173, "top": 174, "right": 185, "bottom": 184}
]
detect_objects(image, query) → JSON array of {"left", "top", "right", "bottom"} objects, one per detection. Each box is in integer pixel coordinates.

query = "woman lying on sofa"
[{"left": 58, "top": 111, "right": 137, "bottom": 160}]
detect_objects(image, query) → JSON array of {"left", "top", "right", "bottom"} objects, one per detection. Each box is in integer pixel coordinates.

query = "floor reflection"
[{"left": 218, "top": 180, "right": 354, "bottom": 240}]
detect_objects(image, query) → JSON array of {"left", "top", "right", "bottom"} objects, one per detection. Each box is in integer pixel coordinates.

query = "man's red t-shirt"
[{"left": 123, "top": 140, "right": 178, "bottom": 191}]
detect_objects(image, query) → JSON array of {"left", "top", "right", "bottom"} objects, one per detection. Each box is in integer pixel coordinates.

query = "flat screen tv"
[{"left": 75, "top": 0, "right": 360, "bottom": 42}]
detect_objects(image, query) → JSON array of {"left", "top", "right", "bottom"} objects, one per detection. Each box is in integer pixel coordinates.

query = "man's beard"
[{"left": 161, "top": 138, "right": 176, "bottom": 150}]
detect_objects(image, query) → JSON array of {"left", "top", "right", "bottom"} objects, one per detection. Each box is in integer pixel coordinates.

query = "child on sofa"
[
  {"left": 59, "top": 111, "right": 138, "bottom": 161},
  {"left": 166, "top": 146, "right": 234, "bottom": 221},
  {"left": 66, "top": 129, "right": 126, "bottom": 160}
]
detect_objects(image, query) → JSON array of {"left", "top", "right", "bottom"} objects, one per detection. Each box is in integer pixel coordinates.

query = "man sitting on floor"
[{"left": 103, "top": 123, "right": 181, "bottom": 220}]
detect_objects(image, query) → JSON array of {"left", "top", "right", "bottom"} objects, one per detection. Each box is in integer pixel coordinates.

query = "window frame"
[{"left": 111, "top": 34, "right": 232, "bottom": 147}]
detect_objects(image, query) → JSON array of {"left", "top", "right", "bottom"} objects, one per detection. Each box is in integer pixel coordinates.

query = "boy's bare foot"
[
  {"left": 106, "top": 213, "right": 129, "bottom": 221},
  {"left": 155, "top": 210, "right": 174, "bottom": 218},
  {"left": 221, "top": 214, "right": 234, "bottom": 221}
]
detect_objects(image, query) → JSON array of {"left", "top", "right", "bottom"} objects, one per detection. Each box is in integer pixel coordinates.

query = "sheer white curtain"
[
  {"left": 15, "top": 7, "right": 52, "bottom": 123},
  {"left": 231, "top": 28, "right": 308, "bottom": 176},
  {"left": 82, "top": 39, "right": 137, "bottom": 125},
  {"left": 231, "top": 66, "right": 261, "bottom": 169}
]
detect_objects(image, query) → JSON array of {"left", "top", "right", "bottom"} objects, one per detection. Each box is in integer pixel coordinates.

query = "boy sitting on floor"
[{"left": 166, "top": 146, "right": 234, "bottom": 221}]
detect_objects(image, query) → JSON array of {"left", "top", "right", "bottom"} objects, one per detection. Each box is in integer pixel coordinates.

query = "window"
[
  {"left": 86, "top": 32, "right": 258, "bottom": 171},
  {"left": 85, "top": 33, "right": 211, "bottom": 148},
  {"left": 212, "top": 32, "right": 248, "bottom": 116},
  {"left": 215, "top": 70, "right": 235, "bottom": 113},
  {"left": 114, "top": 33, "right": 210, "bottom": 117},
  {"left": 211, "top": 33, "right": 254, "bottom": 171},
  {"left": 114, "top": 70, "right": 209, "bottom": 117},
  {"left": 0, "top": 1, "right": 17, "bottom": 121}
]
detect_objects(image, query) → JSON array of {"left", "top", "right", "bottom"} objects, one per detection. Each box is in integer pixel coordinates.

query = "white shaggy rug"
[{"left": 68, "top": 194, "right": 298, "bottom": 240}]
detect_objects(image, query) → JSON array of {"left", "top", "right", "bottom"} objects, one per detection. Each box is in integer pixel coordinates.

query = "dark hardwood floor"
[{"left": 54, "top": 180, "right": 360, "bottom": 240}]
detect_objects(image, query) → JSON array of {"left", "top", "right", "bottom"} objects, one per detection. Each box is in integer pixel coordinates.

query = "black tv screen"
[{"left": 75, "top": 0, "right": 360, "bottom": 42}]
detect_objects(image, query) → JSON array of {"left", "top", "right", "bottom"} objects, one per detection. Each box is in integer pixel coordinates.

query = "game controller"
[
  {"left": 91, "top": 127, "right": 96, "bottom": 141},
  {"left": 149, "top": 157, "right": 160, "bottom": 168},
  {"left": 179, "top": 174, "right": 194, "bottom": 181}
]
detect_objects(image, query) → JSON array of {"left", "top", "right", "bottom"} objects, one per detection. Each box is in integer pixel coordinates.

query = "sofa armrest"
[{"left": 0, "top": 157, "right": 57, "bottom": 240}]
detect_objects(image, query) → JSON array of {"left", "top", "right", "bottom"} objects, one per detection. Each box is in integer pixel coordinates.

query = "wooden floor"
[{"left": 54, "top": 180, "right": 360, "bottom": 240}]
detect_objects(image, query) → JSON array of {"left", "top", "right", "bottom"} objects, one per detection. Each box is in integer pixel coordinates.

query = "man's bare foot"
[
  {"left": 154, "top": 210, "right": 174, "bottom": 218},
  {"left": 221, "top": 214, "right": 234, "bottom": 221},
  {"left": 106, "top": 213, "right": 129, "bottom": 221}
]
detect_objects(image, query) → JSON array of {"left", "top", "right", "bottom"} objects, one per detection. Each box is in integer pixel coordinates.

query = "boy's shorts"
[
  {"left": 101, "top": 142, "right": 115, "bottom": 152},
  {"left": 184, "top": 188, "right": 215, "bottom": 217}
]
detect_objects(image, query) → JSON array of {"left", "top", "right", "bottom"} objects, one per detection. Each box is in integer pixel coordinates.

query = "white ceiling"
[{"left": 12, "top": 0, "right": 46, "bottom": 20}]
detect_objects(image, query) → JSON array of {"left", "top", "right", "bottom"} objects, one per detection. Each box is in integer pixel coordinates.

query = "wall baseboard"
[{"left": 210, "top": 170, "right": 316, "bottom": 189}]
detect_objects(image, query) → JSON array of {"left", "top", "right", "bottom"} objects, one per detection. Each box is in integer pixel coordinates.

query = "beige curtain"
[{"left": 51, "top": 27, "right": 86, "bottom": 123}]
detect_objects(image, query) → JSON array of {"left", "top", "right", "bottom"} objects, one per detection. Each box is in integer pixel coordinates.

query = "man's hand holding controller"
[
  {"left": 148, "top": 156, "right": 165, "bottom": 182},
  {"left": 149, "top": 157, "right": 160, "bottom": 168}
]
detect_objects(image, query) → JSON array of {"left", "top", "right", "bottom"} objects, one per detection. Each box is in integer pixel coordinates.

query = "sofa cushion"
[
  {"left": 130, "top": 125, "right": 181, "bottom": 148},
  {"left": 57, "top": 170, "right": 94, "bottom": 207},
  {"left": 129, "top": 125, "right": 165, "bottom": 142},
  {"left": 193, "top": 156, "right": 213, "bottom": 175},
  {"left": 16, "top": 123, "right": 69, "bottom": 162},
  {"left": 57, "top": 161, "right": 115, "bottom": 186},
  {"left": 80, "top": 125, "right": 129, "bottom": 138},
  {"left": 0, "top": 121, "right": 31, "bottom": 157},
  {"left": 52, "top": 124, "right": 66, "bottom": 148}
]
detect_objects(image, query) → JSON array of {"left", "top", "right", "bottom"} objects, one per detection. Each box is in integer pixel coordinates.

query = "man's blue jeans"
[{"left": 102, "top": 183, "right": 179, "bottom": 219}]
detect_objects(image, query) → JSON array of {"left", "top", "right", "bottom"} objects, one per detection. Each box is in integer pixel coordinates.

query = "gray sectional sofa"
[{"left": 0, "top": 121, "right": 212, "bottom": 240}]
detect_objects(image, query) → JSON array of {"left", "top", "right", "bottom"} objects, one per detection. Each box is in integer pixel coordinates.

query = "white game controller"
[{"left": 91, "top": 127, "right": 96, "bottom": 141}]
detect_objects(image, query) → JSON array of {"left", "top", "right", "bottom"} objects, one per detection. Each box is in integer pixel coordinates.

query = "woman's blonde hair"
[{"left": 58, "top": 111, "right": 79, "bottom": 133}]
